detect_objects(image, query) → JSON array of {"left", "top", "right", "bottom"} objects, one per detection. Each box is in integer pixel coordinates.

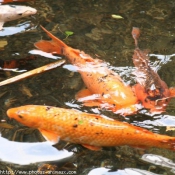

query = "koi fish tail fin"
[
  {"left": 148, "top": 136, "right": 175, "bottom": 151},
  {"left": 34, "top": 25, "right": 68, "bottom": 55},
  {"left": 165, "top": 137, "right": 175, "bottom": 151},
  {"left": 132, "top": 27, "right": 140, "bottom": 47}
]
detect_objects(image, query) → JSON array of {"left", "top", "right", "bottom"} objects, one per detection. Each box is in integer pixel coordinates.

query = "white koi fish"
[{"left": 0, "top": 5, "right": 37, "bottom": 30}]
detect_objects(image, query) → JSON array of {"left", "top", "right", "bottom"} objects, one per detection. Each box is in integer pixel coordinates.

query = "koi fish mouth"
[{"left": 21, "top": 9, "right": 37, "bottom": 16}]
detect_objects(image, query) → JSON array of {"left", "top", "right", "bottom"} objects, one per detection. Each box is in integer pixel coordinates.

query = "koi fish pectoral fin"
[
  {"left": 129, "top": 144, "right": 149, "bottom": 151},
  {"left": 38, "top": 128, "right": 60, "bottom": 144},
  {"left": 34, "top": 40, "right": 63, "bottom": 55},
  {"left": 169, "top": 87, "right": 175, "bottom": 97},
  {"left": 82, "top": 144, "right": 102, "bottom": 151},
  {"left": 75, "top": 88, "right": 102, "bottom": 107},
  {"left": 75, "top": 88, "right": 93, "bottom": 99},
  {"left": 82, "top": 101, "right": 102, "bottom": 107},
  {"left": 75, "top": 88, "right": 138, "bottom": 114}
]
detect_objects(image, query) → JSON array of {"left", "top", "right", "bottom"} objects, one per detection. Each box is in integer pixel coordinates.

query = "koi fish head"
[
  {"left": 13, "top": 5, "right": 37, "bottom": 17},
  {"left": 18, "top": 6, "right": 37, "bottom": 17},
  {"left": 134, "top": 82, "right": 170, "bottom": 113},
  {"left": 1, "top": 5, "right": 37, "bottom": 22},
  {"left": 7, "top": 105, "right": 40, "bottom": 128}
]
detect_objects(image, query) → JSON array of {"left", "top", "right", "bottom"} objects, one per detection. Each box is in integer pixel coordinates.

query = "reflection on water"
[
  {"left": 110, "top": 66, "right": 134, "bottom": 85},
  {"left": 0, "top": 134, "right": 73, "bottom": 165},
  {"left": 88, "top": 167, "right": 160, "bottom": 175},
  {"left": 65, "top": 100, "right": 82, "bottom": 109},
  {"left": 63, "top": 64, "right": 79, "bottom": 72},
  {"left": 29, "top": 49, "right": 61, "bottom": 59},
  {"left": 0, "top": 21, "right": 35, "bottom": 36},
  {"left": 133, "top": 114, "right": 175, "bottom": 128},
  {"left": 142, "top": 154, "right": 175, "bottom": 173},
  {"left": 149, "top": 53, "right": 175, "bottom": 72}
]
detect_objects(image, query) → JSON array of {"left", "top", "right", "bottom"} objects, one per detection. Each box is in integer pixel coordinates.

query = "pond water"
[{"left": 1, "top": 0, "right": 175, "bottom": 174}]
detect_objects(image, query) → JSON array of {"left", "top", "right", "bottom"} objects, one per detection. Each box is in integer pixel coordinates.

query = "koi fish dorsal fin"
[
  {"left": 38, "top": 128, "right": 60, "bottom": 144},
  {"left": 34, "top": 25, "right": 67, "bottom": 55}
]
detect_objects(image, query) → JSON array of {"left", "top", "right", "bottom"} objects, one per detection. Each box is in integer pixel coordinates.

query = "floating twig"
[{"left": 0, "top": 59, "right": 65, "bottom": 86}]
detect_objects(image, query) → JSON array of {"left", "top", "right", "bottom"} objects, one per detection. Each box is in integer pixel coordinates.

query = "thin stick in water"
[{"left": 0, "top": 59, "right": 65, "bottom": 86}]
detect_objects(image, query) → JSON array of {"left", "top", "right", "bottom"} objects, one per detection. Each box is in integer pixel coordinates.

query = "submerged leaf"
[
  {"left": 111, "top": 14, "right": 124, "bottom": 19},
  {"left": 0, "top": 122, "right": 14, "bottom": 129},
  {"left": 65, "top": 31, "right": 74, "bottom": 36},
  {"left": 0, "top": 40, "right": 7, "bottom": 49}
]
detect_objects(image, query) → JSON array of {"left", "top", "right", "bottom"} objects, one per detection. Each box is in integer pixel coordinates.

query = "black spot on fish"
[
  {"left": 73, "top": 124, "right": 78, "bottom": 128},
  {"left": 18, "top": 115, "right": 23, "bottom": 119},
  {"left": 9, "top": 5, "right": 16, "bottom": 8},
  {"left": 95, "top": 117, "right": 98, "bottom": 120},
  {"left": 18, "top": 13, "right": 23, "bottom": 16},
  {"left": 96, "top": 131, "right": 103, "bottom": 135},
  {"left": 87, "top": 73, "right": 92, "bottom": 77},
  {"left": 98, "top": 75, "right": 108, "bottom": 83},
  {"left": 46, "top": 106, "right": 52, "bottom": 111}
]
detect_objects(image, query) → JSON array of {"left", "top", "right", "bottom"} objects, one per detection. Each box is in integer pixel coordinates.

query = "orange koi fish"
[
  {"left": 131, "top": 27, "right": 172, "bottom": 113},
  {"left": 7, "top": 105, "right": 175, "bottom": 151},
  {"left": 34, "top": 26, "right": 138, "bottom": 115}
]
